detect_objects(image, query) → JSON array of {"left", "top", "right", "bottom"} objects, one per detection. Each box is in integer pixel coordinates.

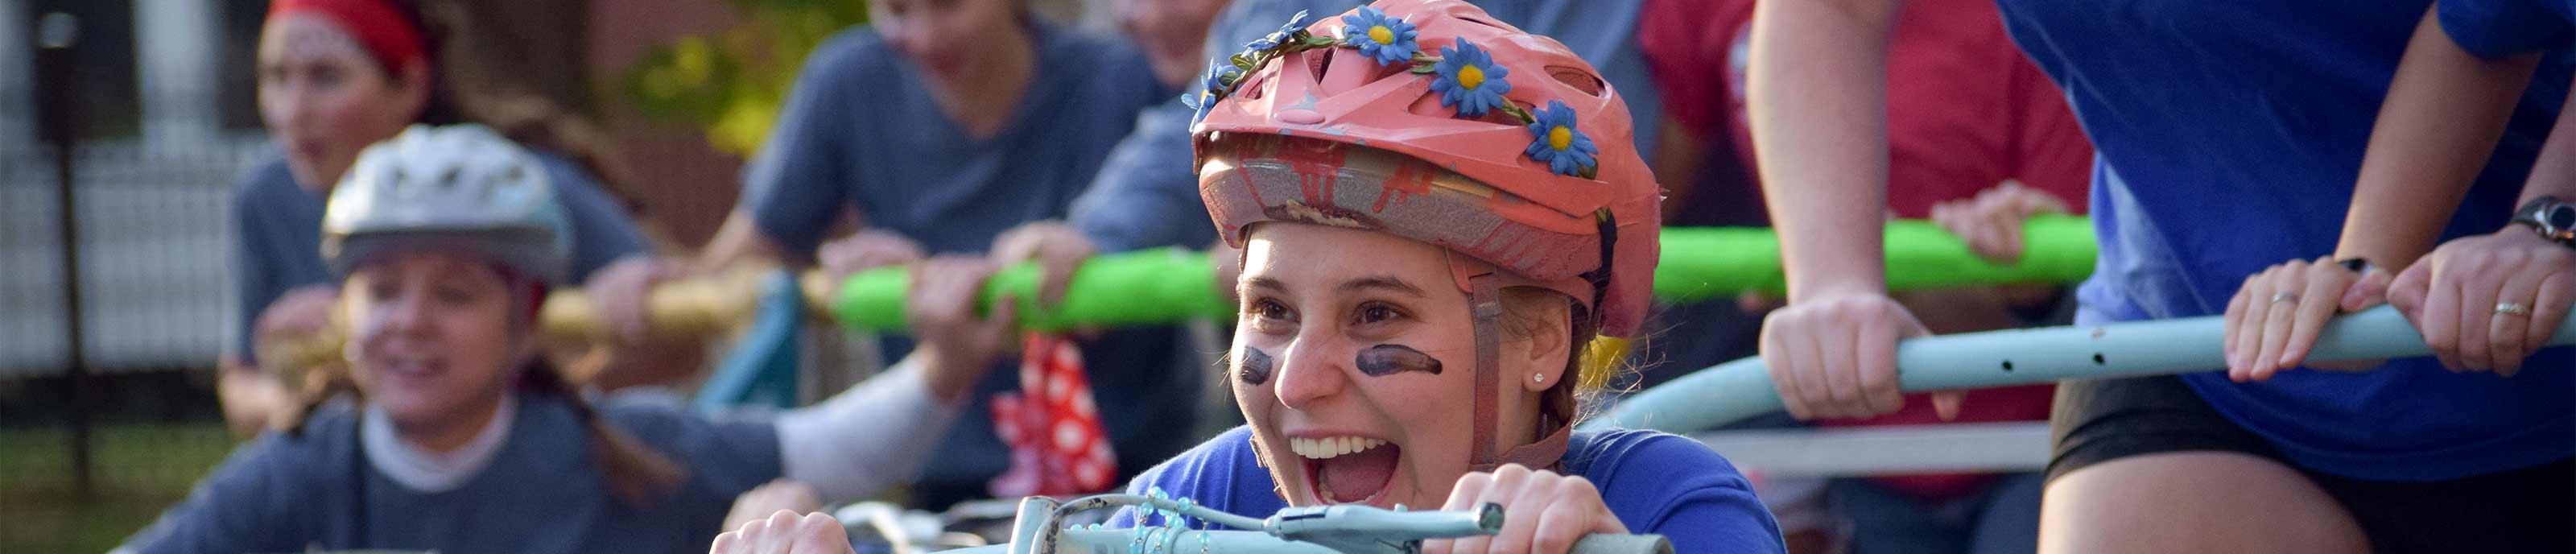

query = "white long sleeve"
[{"left": 773, "top": 358, "right": 966, "bottom": 502}]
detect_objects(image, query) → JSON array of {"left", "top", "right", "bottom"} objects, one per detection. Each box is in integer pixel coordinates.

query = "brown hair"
[
  {"left": 283, "top": 271, "right": 684, "bottom": 507},
  {"left": 1496, "top": 287, "right": 1610, "bottom": 431},
  {"left": 347, "top": 0, "right": 646, "bottom": 215},
  {"left": 283, "top": 358, "right": 686, "bottom": 507}
]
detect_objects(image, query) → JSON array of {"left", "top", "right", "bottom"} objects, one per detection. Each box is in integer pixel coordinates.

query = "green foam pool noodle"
[{"left": 830, "top": 215, "right": 2096, "bottom": 331}]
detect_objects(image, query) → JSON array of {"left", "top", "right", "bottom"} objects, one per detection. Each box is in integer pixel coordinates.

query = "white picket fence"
[{"left": 1, "top": 135, "right": 267, "bottom": 377}]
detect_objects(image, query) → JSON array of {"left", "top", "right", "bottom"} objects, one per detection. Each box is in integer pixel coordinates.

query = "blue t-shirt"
[
  {"left": 1114, "top": 426, "right": 1786, "bottom": 553},
  {"left": 1071, "top": 0, "right": 1664, "bottom": 253},
  {"left": 741, "top": 20, "right": 1171, "bottom": 255},
  {"left": 227, "top": 153, "right": 650, "bottom": 363},
  {"left": 2441, "top": 0, "right": 2576, "bottom": 57},
  {"left": 740, "top": 20, "right": 1196, "bottom": 503},
  {"left": 1996, "top": 0, "right": 2574, "bottom": 482},
  {"left": 120, "top": 391, "right": 783, "bottom": 554}
]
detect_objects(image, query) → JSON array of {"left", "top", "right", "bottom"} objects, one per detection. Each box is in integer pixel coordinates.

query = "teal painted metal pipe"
[{"left": 1588, "top": 306, "right": 2576, "bottom": 433}]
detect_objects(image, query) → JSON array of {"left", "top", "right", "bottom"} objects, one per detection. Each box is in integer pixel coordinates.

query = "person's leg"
[
  {"left": 1830, "top": 478, "right": 1967, "bottom": 554},
  {"left": 2039, "top": 452, "right": 2366, "bottom": 553},
  {"left": 1963, "top": 472, "right": 2042, "bottom": 554},
  {"left": 2040, "top": 377, "right": 2367, "bottom": 554}
]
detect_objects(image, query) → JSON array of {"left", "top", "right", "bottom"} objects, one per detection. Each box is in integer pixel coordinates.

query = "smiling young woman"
[
  {"left": 709, "top": 2, "right": 1790, "bottom": 552},
  {"left": 1113, "top": 2, "right": 1787, "bottom": 552},
  {"left": 222, "top": 0, "right": 681, "bottom": 437},
  {"left": 127, "top": 126, "right": 1004, "bottom": 554}
]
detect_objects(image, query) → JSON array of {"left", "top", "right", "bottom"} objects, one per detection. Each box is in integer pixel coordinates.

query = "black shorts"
[{"left": 2048, "top": 375, "right": 2574, "bottom": 553}]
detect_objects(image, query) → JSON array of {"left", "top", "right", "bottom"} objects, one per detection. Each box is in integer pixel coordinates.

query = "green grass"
[{"left": 0, "top": 424, "right": 240, "bottom": 553}]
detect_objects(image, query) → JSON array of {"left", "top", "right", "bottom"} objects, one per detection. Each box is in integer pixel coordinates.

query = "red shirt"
[{"left": 1641, "top": 0, "right": 2092, "bottom": 502}]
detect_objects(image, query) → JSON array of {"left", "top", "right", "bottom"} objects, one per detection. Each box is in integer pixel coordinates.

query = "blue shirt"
[
  {"left": 227, "top": 153, "right": 649, "bottom": 363},
  {"left": 120, "top": 391, "right": 783, "bottom": 554},
  {"left": 2441, "top": 0, "right": 2576, "bottom": 57},
  {"left": 1071, "top": 0, "right": 1664, "bottom": 253},
  {"left": 741, "top": 20, "right": 1170, "bottom": 255},
  {"left": 740, "top": 21, "right": 1197, "bottom": 502},
  {"left": 1113, "top": 426, "right": 1786, "bottom": 553},
  {"left": 1997, "top": 0, "right": 2574, "bottom": 481}
]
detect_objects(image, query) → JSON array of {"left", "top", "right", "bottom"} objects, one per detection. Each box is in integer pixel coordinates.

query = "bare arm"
[
  {"left": 2225, "top": 10, "right": 2549, "bottom": 379},
  {"left": 2517, "top": 76, "right": 2576, "bottom": 204},
  {"left": 214, "top": 358, "right": 289, "bottom": 436},
  {"left": 701, "top": 211, "right": 805, "bottom": 270},
  {"left": 1745, "top": 0, "right": 1944, "bottom": 420},
  {"left": 1747, "top": 0, "right": 1902, "bottom": 300},
  {"left": 2336, "top": 10, "right": 2542, "bottom": 268}
]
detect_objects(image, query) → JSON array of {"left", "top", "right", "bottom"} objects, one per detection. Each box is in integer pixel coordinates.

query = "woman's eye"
[
  {"left": 1253, "top": 299, "right": 1290, "bottom": 320},
  {"left": 1355, "top": 302, "right": 1405, "bottom": 325},
  {"left": 1245, "top": 298, "right": 1294, "bottom": 329},
  {"left": 434, "top": 286, "right": 475, "bottom": 305},
  {"left": 310, "top": 64, "right": 344, "bottom": 87}
]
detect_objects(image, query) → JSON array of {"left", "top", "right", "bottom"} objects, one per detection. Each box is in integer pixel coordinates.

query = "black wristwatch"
[{"left": 2512, "top": 196, "right": 2576, "bottom": 248}]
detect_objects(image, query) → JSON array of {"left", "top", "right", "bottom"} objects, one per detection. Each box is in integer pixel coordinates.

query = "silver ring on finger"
[
  {"left": 2269, "top": 291, "right": 2300, "bottom": 304},
  {"left": 2496, "top": 302, "right": 2534, "bottom": 316}
]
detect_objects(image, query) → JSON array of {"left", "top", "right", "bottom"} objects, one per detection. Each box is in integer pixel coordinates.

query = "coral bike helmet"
[
  {"left": 323, "top": 123, "right": 571, "bottom": 286},
  {"left": 1188, "top": 0, "right": 1662, "bottom": 471}
]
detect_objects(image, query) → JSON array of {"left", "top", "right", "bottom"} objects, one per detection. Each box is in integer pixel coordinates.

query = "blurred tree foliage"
[{"left": 617, "top": 0, "right": 869, "bottom": 154}]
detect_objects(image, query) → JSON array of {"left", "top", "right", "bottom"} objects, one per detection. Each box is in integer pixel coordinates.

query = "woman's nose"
[
  {"left": 378, "top": 293, "right": 434, "bottom": 335},
  {"left": 1269, "top": 336, "right": 1353, "bottom": 411},
  {"left": 262, "top": 81, "right": 312, "bottom": 131}
]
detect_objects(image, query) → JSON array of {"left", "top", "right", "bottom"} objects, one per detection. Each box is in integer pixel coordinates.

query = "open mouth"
[
  {"left": 1290, "top": 436, "right": 1402, "bottom": 505},
  {"left": 371, "top": 353, "right": 447, "bottom": 383}
]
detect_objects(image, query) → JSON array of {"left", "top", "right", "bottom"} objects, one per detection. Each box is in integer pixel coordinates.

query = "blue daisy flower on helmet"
[
  {"left": 1339, "top": 6, "right": 1418, "bottom": 66},
  {"left": 1187, "top": 61, "right": 1245, "bottom": 122},
  {"left": 1523, "top": 100, "right": 1598, "bottom": 177},
  {"left": 1244, "top": 10, "right": 1313, "bottom": 52},
  {"left": 1429, "top": 40, "right": 1512, "bottom": 118}
]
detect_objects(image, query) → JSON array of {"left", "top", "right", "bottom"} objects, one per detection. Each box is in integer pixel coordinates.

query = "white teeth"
[{"left": 1290, "top": 436, "right": 1388, "bottom": 460}]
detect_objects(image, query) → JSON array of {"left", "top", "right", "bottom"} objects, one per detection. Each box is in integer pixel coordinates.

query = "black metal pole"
[{"left": 36, "top": 11, "right": 91, "bottom": 495}]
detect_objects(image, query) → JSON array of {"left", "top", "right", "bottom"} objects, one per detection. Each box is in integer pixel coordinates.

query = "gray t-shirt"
[
  {"left": 739, "top": 20, "right": 1197, "bottom": 505},
  {"left": 119, "top": 391, "right": 783, "bottom": 554},
  {"left": 226, "top": 153, "right": 650, "bottom": 363},
  {"left": 740, "top": 20, "right": 1171, "bottom": 254}
]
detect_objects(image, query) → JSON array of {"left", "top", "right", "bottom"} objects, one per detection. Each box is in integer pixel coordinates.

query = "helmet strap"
[{"left": 1463, "top": 271, "right": 1571, "bottom": 473}]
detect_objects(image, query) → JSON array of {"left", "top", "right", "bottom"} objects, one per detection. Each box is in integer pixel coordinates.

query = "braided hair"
[{"left": 281, "top": 271, "right": 684, "bottom": 508}]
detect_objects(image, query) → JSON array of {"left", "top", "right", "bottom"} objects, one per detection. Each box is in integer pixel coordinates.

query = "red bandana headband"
[{"left": 269, "top": 0, "right": 427, "bottom": 74}]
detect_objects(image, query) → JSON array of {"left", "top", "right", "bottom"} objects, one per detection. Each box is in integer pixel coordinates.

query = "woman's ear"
[{"left": 1515, "top": 300, "right": 1571, "bottom": 392}]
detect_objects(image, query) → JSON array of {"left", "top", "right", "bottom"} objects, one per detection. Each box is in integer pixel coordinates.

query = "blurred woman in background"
[{"left": 221, "top": 0, "right": 690, "bottom": 436}]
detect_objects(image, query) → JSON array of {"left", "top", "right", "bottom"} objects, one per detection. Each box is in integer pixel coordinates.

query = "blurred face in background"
[
  {"left": 258, "top": 13, "right": 429, "bottom": 192},
  {"left": 870, "top": 0, "right": 1025, "bottom": 83},
  {"left": 341, "top": 251, "right": 533, "bottom": 437},
  {"left": 1116, "top": 0, "right": 1232, "bottom": 87}
]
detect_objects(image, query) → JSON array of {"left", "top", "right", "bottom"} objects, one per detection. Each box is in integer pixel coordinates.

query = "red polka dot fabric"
[{"left": 989, "top": 333, "right": 1120, "bottom": 497}]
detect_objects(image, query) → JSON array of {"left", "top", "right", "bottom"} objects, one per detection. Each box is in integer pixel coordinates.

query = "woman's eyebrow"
[
  {"left": 1243, "top": 275, "right": 1288, "bottom": 293},
  {"left": 1338, "top": 276, "right": 1426, "bottom": 297}
]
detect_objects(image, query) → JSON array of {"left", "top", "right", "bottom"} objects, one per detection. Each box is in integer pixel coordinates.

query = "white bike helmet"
[{"left": 322, "top": 124, "right": 572, "bottom": 284}]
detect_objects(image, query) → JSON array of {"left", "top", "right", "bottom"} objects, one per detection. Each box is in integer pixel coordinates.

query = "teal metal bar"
[
  {"left": 1590, "top": 306, "right": 2576, "bottom": 433},
  {"left": 695, "top": 270, "right": 805, "bottom": 414}
]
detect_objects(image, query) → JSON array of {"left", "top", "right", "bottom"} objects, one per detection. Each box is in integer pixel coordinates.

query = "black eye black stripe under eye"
[
  {"left": 1237, "top": 347, "right": 1275, "bottom": 386},
  {"left": 1356, "top": 345, "right": 1442, "bottom": 377}
]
